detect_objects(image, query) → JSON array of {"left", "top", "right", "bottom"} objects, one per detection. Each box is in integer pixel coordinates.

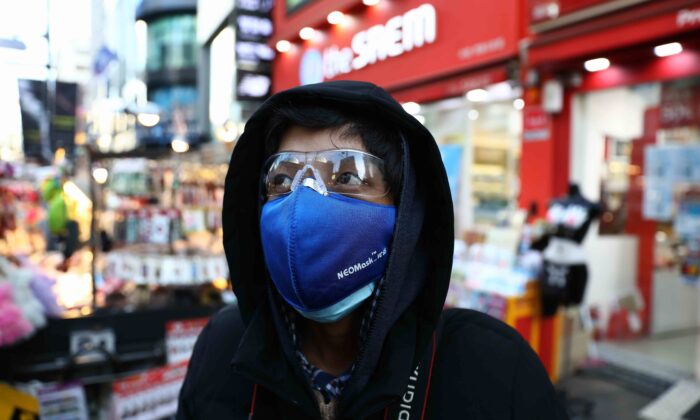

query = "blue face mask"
[{"left": 260, "top": 186, "right": 396, "bottom": 323}]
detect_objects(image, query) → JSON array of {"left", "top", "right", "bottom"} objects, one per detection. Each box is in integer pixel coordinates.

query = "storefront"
[
  {"left": 271, "top": 0, "right": 526, "bottom": 234},
  {"left": 522, "top": 0, "right": 700, "bottom": 381},
  {"left": 269, "top": 0, "right": 585, "bottom": 382}
]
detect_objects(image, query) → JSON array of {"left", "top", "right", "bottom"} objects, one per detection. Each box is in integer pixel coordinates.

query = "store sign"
[
  {"left": 236, "top": 4, "right": 273, "bottom": 101},
  {"left": 236, "top": 14, "right": 273, "bottom": 40},
  {"left": 237, "top": 0, "right": 273, "bottom": 13},
  {"left": 236, "top": 41, "right": 275, "bottom": 62},
  {"left": 303, "top": 3, "right": 437, "bottom": 83},
  {"left": 237, "top": 71, "right": 272, "bottom": 100},
  {"left": 523, "top": 106, "right": 551, "bottom": 141},
  {"left": 276, "top": 0, "right": 519, "bottom": 92}
]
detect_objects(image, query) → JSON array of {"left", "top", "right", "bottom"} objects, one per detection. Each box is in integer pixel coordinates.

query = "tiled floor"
[
  {"left": 595, "top": 330, "right": 699, "bottom": 384},
  {"left": 558, "top": 368, "right": 658, "bottom": 420},
  {"left": 607, "top": 331, "right": 698, "bottom": 374}
]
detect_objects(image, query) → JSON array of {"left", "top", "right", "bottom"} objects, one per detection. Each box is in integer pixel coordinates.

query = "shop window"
[
  {"left": 419, "top": 89, "right": 522, "bottom": 233},
  {"left": 146, "top": 14, "right": 197, "bottom": 72}
]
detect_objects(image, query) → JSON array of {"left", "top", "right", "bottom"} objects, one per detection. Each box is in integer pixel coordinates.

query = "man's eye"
[
  {"left": 336, "top": 172, "right": 363, "bottom": 185},
  {"left": 272, "top": 174, "right": 292, "bottom": 188}
]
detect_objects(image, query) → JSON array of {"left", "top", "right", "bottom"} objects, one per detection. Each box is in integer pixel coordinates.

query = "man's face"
[{"left": 276, "top": 125, "right": 395, "bottom": 205}]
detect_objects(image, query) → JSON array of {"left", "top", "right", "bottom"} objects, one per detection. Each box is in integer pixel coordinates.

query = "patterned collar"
[{"left": 284, "top": 278, "right": 384, "bottom": 403}]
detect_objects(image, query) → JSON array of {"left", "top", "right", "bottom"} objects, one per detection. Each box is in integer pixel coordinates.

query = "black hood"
[{"left": 223, "top": 80, "right": 454, "bottom": 417}]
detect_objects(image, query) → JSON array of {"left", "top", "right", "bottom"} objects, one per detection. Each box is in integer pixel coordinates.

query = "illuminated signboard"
[
  {"left": 235, "top": 1, "right": 273, "bottom": 100},
  {"left": 299, "top": 3, "right": 437, "bottom": 84},
  {"left": 236, "top": 0, "right": 273, "bottom": 13}
]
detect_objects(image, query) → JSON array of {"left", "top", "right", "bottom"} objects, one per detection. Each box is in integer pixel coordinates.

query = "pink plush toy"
[{"left": 0, "top": 283, "right": 34, "bottom": 347}]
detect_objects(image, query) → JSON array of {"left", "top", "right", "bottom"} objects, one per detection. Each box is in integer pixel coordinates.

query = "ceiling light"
[
  {"left": 654, "top": 42, "right": 683, "bottom": 57},
  {"left": 402, "top": 101, "right": 421, "bottom": 115},
  {"left": 414, "top": 115, "right": 426, "bottom": 125},
  {"left": 276, "top": 40, "right": 291, "bottom": 53},
  {"left": 171, "top": 137, "right": 190, "bottom": 153},
  {"left": 92, "top": 167, "right": 109, "bottom": 184},
  {"left": 327, "top": 11, "right": 345, "bottom": 25},
  {"left": 468, "top": 109, "right": 479, "bottom": 120},
  {"left": 513, "top": 99, "right": 525, "bottom": 110},
  {"left": 466, "top": 89, "right": 488, "bottom": 102},
  {"left": 136, "top": 112, "right": 159, "bottom": 127},
  {"left": 363, "top": 0, "right": 381, "bottom": 5},
  {"left": 299, "top": 27, "right": 315, "bottom": 41},
  {"left": 584, "top": 58, "right": 610, "bottom": 72}
]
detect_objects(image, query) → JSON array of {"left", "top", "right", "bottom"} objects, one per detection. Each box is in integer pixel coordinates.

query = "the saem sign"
[
  {"left": 274, "top": 0, "right": 520, "bottom": 92},
  {"left": 321, "top": 4, "right": 436, "bottom": 80}
]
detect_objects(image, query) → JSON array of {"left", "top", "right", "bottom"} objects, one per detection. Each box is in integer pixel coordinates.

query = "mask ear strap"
[{"left": 290, "top": 164, "right": 328, "bottom": 196}]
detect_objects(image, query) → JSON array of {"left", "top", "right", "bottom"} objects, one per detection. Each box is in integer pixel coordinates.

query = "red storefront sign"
[
  {"left": 273, "top": 0, "right": 520, "bottom": 92},
  {"left": 523, "top": 106, "right": 551, "bottom": 141}
]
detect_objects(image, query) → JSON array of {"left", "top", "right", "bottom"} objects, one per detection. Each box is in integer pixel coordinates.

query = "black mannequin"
[
  {"left": 540, "top": 183, "right": 601, "bottom": 316},
  {"left": 546, "top": 183, "right": 602, "bottom": 243}
]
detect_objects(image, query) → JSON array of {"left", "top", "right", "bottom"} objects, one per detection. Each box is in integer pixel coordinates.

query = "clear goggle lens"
[{"left": 263, "top": 149, "right": 390, "bottom": 199}]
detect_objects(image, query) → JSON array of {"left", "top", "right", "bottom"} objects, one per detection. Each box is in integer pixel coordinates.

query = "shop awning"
[
  {"left": 390, "top": 65, "right": 510, "bottom": 104},
  {"left": 527, "top": 0, "right": 700, "bottom": 67}
]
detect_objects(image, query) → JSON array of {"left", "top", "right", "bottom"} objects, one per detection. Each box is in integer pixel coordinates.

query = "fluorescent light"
[
  {"left": 654, "top": 42, "right": 682, "bottom": 57},
  {"left": 468, "top": 109, "right": 479, "bottom": 120},
  {"left": 92, "top": 167, "right": 109, "bottom": 184},
  {"left": 401, "top": 101, "right": 421, "bottom": 115},
  {"left": 136, "top": 112, "right": 159, "bottom": 127},
  {"left": 584, "top": 58, "right": 610, "bottom": 72},
  {"left": 466, "top": 89, "right": 488, "bottom": 102},
  {"left": 299, "top": 27, "right": 315, "bottom": 41},
  {"left": 363, "top": 0, "right": 380, "bottom": 5},
  {"left": 63, "top": 181, "right": 91, "bottom": 206},
  {"left": 327, "top": 11, "right": 345, "bottom": 25},
  {"left": 276, "top": 40, "right": 291, "bottom": 53},
  {"left": 171, "top": 137, "right": 190, "bottom": 153},
  {"left": 513, "top": 98, "right": 525, "bottom": 110}
]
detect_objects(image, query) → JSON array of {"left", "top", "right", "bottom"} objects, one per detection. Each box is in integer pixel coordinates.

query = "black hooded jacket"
[{"left": 177, "top": 81, "right": 568, "bottom": 419}]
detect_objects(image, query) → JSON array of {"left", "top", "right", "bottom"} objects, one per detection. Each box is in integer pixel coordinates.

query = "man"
[{"left": 177, "top": 81, "right": 568, "bottom": 419}]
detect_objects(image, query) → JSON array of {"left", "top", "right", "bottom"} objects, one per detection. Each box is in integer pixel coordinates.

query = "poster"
[
  {"left": 438, "top": 144, "right": 463, "bottom": 203},
  {"left": 166, "top": 318, "right": 208, "bottom": 365},
  {"left": 0, "top": 383, "right": 39, "bottom": 419},
  {"left": 680, "top": 145, "right": 700, "bottom": 183},
  {"left": 111, "top": 361, "right": 188, "bottom": 420},
  {"left": 38, "top": 382, "right": 89, "bottom": 420},
  {"left": 645, "top": 145, "right": 685, "bottom": 183},
  {"left": 522, "top": 106, "right": 551, "bottom": 142},
  {"left": 643, "top": 180, "right": 673, "bottom": 221}
]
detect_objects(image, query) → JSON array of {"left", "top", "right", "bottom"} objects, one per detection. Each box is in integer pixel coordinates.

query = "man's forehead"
[{"left": 277, "top": 125, "right": 365, "bottom": 153}]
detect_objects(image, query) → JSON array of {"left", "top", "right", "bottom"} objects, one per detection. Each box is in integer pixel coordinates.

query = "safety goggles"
[{"left": 263, "top": 149, "right": 390, "bottom": 199}]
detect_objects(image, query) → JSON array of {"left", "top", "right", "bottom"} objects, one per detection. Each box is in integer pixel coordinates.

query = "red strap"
[
  {"left": 249, "top": 383, "right": 258, "bottom": 420},
  {"left": 420, "top": 332, "right": 437, "bottom": 420}
]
